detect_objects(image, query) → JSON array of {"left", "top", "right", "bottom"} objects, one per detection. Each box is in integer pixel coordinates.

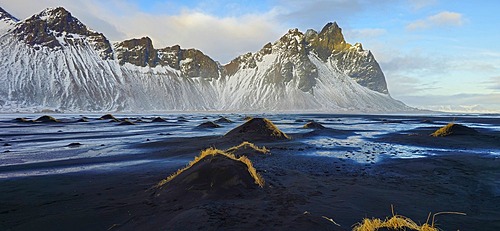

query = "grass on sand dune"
[
  {"left": 431, "top": 123, "right": 456, "bottom": 137},
  {"left": 352, "top": 206, "right": 466, "bottom": 231},
  {"left": 157, "top": 147, "right": 265, "bottom": 188},
  {"left": 225, "top": 141, "right": 270, "bottom": 155},
  {"left": 430, "top": 122, "right": 478, "bottom": 137}
]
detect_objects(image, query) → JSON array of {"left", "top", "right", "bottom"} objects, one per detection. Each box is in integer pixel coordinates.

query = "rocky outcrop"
[
  {"left": 115, "top": 39, "right": 220, "bottom": 79},
  {"left": 306, "top": 22, "right": 388, "bottom": 94},
  {"left": 11, "top": 7, "right": 113, "bottom": 60},
  {"left": 115, "top": 37, "right": 158, "bottom": 67}
]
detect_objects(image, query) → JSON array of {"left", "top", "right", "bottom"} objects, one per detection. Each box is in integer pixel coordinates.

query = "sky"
[{"left": 1, "top": 0, "right": 499, "bottom": 112}]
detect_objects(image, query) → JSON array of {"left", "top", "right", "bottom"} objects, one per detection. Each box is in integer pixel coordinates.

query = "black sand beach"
[{"left": 0, "top": 114, "right": 499, "bottom": 230}]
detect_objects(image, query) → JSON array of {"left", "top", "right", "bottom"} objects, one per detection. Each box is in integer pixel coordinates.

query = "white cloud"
[
  {"left": 400, "top": 93, "right": 500, "bottom": 113},
  {"left": 407, "top": 11, "right": 464, "bottom": 30},
  {"left": 483, "top": 76, "right": 500, "bottom": 91},
  {"left": 110, "top": 10, "right": 284, "bottom": 63},
  {"left": 345, "top": 28, "right": 387, "bottom": 40}
]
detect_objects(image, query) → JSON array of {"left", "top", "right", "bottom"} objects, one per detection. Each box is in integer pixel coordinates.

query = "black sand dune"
[
  {"left": 196, "top": 121, "right": 221, "bottom": 128},
  {"left": 303, "top": 121, "right": 326, "bottom": 129},
  {"left": 430, "top": 123, "right": 479, "bottom": 137},
  {"left": 14, "top": 117, "right": 32, "bottom": 123},
  {"left": 76, "top": 117, "right": 89, "bottom": 122},
  {"left": 151, "top": 117, "right": 167, "bottom": 122},
  {"left": 155, "top": 148, "right": 264, "bottom": 199},
  {"left": 375, "top": 123, "right": 500, "bottom": 149},
  {"left": 215, "top": 117, "right": 233, "bottom": 123},
  {"left": 35, "top": 115, "right": 59, "bottom": 123},
  {"left": 118, "top": 120, "right": 135, "bottom": 126},
  {"left": 99, "top": 114, "right": 117, "bottom": 120},
  {"left": 224, "top": 118, "right": 290, "bottom": 142}
]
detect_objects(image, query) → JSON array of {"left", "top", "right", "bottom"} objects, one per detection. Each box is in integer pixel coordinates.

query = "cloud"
[
  {"left": 406, "top": 11, "right": 465, "bottom": 30},
  {"left": 380, "top": 52, "right": 451, "bottom": 75},
  {"left": 399, "top": 93, "right": 500, "bottom": 112},
  {"left": 111, "top": 10, "right": 284, "bottom": 63},
  {"left": 482, "top": 76, "right": 500, "bottom": 91},
  {"left": 271, "top": 0, "right": 399, "bottom": 30},
  {"left": 408, "top": 0, "right": 437, "bottom": 10},
  {"left": 345, "top": 28, "right": 387, "bottom": 40}
]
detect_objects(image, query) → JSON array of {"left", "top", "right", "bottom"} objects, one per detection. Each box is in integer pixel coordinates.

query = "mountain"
[
  {"left": 0, "top": 7, "right": 413, "bottom": 112},
  {"left": 0, "top": 6, "right": 18, "bottom": 31}
]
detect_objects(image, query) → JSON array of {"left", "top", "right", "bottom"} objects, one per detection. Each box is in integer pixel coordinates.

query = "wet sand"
[{"left": 0, "top": 114, "right": 499, "bottom": 230}]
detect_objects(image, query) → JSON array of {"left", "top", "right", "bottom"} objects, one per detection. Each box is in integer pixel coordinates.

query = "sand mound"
[
  {"left": 118, "top": 120, "right": 135, "bottom": 126},
  {"left": 67, "top": 142, "right": 82, "bottom": 147},
  {"left": 197, "top": 121, "right": 221, "bottom": 128},
  {"left": 76, "top": 117, "right": 89, "bottom": 122},
  {"left": 430, "top": 123, "right": 478, "bottom": 137},
  {"left": 303, "top": 121, "right": 326, "bottom": 129},
  {"left": 151, "top": 117, "right": 167, "bottom": 122},
  {"left": 155, "top": 148, "right": 264, "bottom": 197},
  {"left": 224, "top": 118, "right": 290, "bottom": 141},
  {"left": 215, "top": 117, "right": 233, "bottom": 123},
  {"left": 35, "top": 115, "right": 59, "bottom": 123},
  {"left": 14, "top": 117, "right": 32, "bottom": 123},
  {"left": 225, "top": 141, "right": 269, "bottom": 158},
  {"left": 99, "top": 114, "right": 117, "bottom": 120}
]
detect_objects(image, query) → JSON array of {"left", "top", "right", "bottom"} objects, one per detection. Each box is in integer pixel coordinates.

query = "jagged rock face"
[
  {"left": 115, "top": 37, "right": 158, "bottom": 67},
  {"left": 332, "top": 44, "right": 389, "bottom": 94},
  {"left": 305, "top": 22, "right": 350, "bottom": 60},
  {"left": 177, "top": 48, "right": 220, "bottom": 78},
  {"left": 11, "top": 7, "right": 113, "bottom": 60},
  {"left": 306, "top": 23, "right": 388, "bottom": 94},
  {"left": 224, "top": 28, "right": 318, "bottom": 93},
  {"left": 223, "top": 22, "right": 388, "bottom": 94},
  {"left": 116, "top": 39, "right": 220, "bottom": 78}
]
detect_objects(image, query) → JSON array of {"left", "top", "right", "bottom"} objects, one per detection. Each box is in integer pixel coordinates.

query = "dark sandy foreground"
[{"left": 0, "top": 127, "right": 499, "bottom": 231}]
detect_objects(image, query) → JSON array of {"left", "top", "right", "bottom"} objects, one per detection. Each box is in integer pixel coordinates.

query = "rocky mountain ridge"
[{"left": 0, "top": 6, "right": 412, "bottom": 112}]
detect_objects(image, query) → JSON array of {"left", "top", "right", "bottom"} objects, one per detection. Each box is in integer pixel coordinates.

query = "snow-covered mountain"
[
  {"left": 0, "top": 7, "right": 18, "bottom": 32},
  {"left": 0, "top": 7, "right": 413, "bottom": 112}
]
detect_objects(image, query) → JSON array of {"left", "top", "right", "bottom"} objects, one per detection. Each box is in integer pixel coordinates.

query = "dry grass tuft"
[
  {"left": 430, "top": 122, "right": 478, "bottom": 137},
  {"left": 352, "top": 215, "right": 423, "bottom": 231},
  {"left": 225, "top": 141, "right": 270, "bottom": 155},
  {"left": 261, "top": 118, "right": 291, "bottom": 139},
  {"left": 157, "top": 147, "right": 265, "bottom": 188},
  {"left": 430, "top": 122, "right": 455, "bottom": 137},
  {"left": 352, "top": 206, "right": 466, "bottom": 231}
]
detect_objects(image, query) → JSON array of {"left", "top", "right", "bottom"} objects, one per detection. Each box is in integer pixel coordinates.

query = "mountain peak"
[
  {"left": 9, "top": 6, "right": 113, "bottom": 59},
  {"left": 30, "top": 7, "right": 88, "bottom": 34},
  {"left": 320, "top": 22, "right": 340, "bottom": 32},
  {"left": 319, "top": 21, "right": 346, "bottom": 45}
]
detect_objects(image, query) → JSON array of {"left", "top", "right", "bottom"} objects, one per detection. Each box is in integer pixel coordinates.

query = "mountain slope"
[
  {"left": 0, "top": 6, "right": 18, "bottom": 31},
  {"left": 0, "top": 7, "right": 412, "bottom": 112}
]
